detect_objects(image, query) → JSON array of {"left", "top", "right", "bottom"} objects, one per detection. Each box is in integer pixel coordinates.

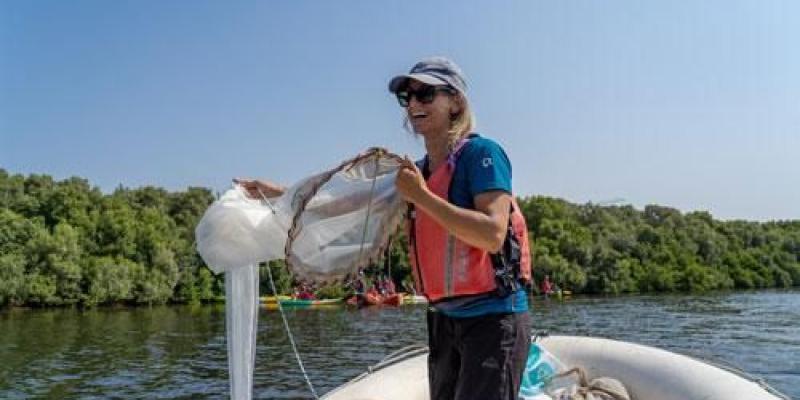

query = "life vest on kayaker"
[
  {"left": 541, "top": 276, "right": 553, "bottom": 294},
  {"left": 406, "top": 138, "right": 532, "bottom": 303}
]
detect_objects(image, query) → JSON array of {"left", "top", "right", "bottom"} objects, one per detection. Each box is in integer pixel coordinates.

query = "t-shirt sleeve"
[{"left": 465, "top": 139, "right": 512, "bottom": 197}]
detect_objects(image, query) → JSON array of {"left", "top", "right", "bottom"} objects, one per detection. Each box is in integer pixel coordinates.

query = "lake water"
[{"left": 1, "top": 290, "right": 798, "bottom": 399}]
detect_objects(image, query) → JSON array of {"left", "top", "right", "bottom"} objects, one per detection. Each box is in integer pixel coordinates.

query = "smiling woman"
[
  {"left": 391, "top": 65, "right": 475, "bottom": 152},
  {"left": 388, "top": 57, "right": 532, "bottom": 400},
  {"left": 218, "top": 57, "right": 535, "bottom": 400}
]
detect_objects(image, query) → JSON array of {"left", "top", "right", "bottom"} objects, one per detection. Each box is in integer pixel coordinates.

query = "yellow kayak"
[
  {"left": 263, "top": 298, "right": 343, "bottom": 309},
  {"left": 260, "top": 295, "right": 292, "bottom": 304}
]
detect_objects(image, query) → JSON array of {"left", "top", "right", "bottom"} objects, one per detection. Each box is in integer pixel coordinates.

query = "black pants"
[{"left": 427, "top": 310, "right": 531, "bottom": 400}]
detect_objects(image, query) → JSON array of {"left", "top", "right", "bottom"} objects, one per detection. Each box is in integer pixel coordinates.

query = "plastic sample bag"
[
  {"left": 195, "top": 185, "right": 286, "bottom": 273},
  {"left": 520, "top": 343, "right": 570, "bottom": 400}
]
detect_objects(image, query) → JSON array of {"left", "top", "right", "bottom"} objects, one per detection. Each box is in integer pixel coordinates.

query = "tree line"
[{"left": 1, "top": 169, "right": 797, "bottom": 307}]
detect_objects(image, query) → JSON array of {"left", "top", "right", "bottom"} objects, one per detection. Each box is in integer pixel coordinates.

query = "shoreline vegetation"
[{"left": 1, "top": 169, "right": 798, "bottom": 308}]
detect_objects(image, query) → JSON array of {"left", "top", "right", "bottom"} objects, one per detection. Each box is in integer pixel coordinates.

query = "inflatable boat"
[{"left": 322, "top": 335, "right": 788, "bottom": 400}]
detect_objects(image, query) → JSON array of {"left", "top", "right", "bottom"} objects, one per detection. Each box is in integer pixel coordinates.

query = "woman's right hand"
[
  {"left": 233, "top": 178, "right": 286, "bottom": 199},
  {"left": 395, "top": 156, "right": 429, "bottom": 205}
]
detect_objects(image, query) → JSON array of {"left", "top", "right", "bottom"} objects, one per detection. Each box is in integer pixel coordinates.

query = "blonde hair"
[
  {"left": 403, "top": 90, "right": 476, "bottom": 152},
  {"left": 447, "top": 91, "right": 474, "bottom": 149}
]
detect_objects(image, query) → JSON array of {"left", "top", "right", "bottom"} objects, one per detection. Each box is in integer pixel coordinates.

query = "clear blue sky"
[{"left": 2, "top": 1, "right": 798, "bottom": 221}]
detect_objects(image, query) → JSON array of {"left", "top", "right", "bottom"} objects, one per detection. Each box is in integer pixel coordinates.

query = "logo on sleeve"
[{"left": 481, "top": 157, "right": 493, "bottom": 168}]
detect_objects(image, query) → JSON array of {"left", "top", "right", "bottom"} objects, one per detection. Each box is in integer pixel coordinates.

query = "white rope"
[
  {"left": 265, "top": 263, "right": 320, "bottom": 400},
  {"left": 255, "top": 188, "right": 320, "bottom": 400},
  {"left": 355, "top": 153, "right": 381, "bottom": 267},
  {"left": 256, "top": 188, "right": 278, "bottom": 213},
  {"left": 253, "top": 157, "right": 380, "bottom": 400}
]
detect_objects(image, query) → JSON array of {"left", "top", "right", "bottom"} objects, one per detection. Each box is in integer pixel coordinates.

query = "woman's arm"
[
  {"left": 233, "top": 178, "right": 286, "bottom": 198},
  {"left": 234, "top": 176, "right": 392, "bottom": 219},
  {"left": 395, "top": 159, "right": 510, "bottom": 253}
]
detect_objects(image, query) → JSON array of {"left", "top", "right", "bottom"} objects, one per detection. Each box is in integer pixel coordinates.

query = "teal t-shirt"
[{"left": 419, "top": 133, "right": 529, "bottom": 318}]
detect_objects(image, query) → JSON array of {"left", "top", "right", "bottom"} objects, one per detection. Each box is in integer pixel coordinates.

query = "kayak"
[
  {"left": 259, "top": 295, "right": 292, "bottom": 303},
  {"left": 263, "top": 298, "right": 343, "bottom": 309},
  {"left": 402, "top": 294, "right": 428, "bottom": 304},
  {"left": 364, "top": 292, "right": 383, "bottom": 306},
  {"left": 321, "top": 335, "right": 788, "bottom": 400},
  {"left": 555, "top": 290, "right": 572, "bottom": 301},
  {"left": 346, "top": 295, "right": 362, "bottom": 307},
  {"left": 346, "top": 293, "right": 405, "bottom": 307},
  {"left": 382, "top": 293, "right": 403, "bottom": 306}
]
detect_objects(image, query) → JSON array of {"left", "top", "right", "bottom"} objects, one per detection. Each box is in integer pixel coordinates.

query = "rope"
[
  {"left": 252, "top": 149, "right": 396, "bottom": 399},
  {"left": 283, "top": 147, "right": 405, "bottom": 279},
  {"left": 265, "top": 261, "right": 320, "bottom": 400},
  {"left": 355, "top": 152, "right": 381, "bottom": 268},
  {"left": 256, "top": 187, "right": 278, "bottom": 215},
  {"left": 255, "top": 189, "right": 320, "bottom": 400},
  {"left": 384, "top": 236, "right": 393, "bottom": 276},
  {"left": 693, "top": 356, "right": 791, "bottom": 399}
]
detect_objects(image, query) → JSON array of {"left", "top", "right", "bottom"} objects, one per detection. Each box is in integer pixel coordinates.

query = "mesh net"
[
  {"left": 283, "top": 148, "right": 405, "bottom": 283},
  {"left": 196, "top": 147, "right": 405, "bottom": 280}
]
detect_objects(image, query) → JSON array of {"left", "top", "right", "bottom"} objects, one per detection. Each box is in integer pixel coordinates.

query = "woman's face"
[{"left": 404, "top": 80, "right": 460, "bottom": 139}]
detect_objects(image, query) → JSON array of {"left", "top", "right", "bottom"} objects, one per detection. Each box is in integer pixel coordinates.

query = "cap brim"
[{"left": 388, "top": 73, "right": 449, "bottom": 93}]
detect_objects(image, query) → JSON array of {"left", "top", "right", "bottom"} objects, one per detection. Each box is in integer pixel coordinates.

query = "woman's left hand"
[{"left": 396, "top": 157, "right": 428, "bottom": 204}]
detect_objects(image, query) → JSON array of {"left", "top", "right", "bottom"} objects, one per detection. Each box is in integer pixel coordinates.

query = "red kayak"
[
  {"left": 381, "top": 293, "right": 403, "bottom": 306},
  {"left": 346, "top": 295, "right": 361, "bottom": 306},
  {"left": 364, "top": 292, "right": 383, "bottom": 306},
  {"left": 346, "top": 292, "right": 404, "bottom": 307}
]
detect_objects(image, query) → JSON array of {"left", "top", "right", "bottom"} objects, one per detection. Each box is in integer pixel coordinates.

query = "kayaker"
[
  {"left": 365, "top": 281, "right": 383, "bottom": 305},
  {"left": 541, "top": 274, "right": 553, "bottom": 297},
  {"left": 369, "top": 280, "right": 382, "bottom": 296},
  {"left": 390, "top": 57, "right": 532, "bottom": 400},
  {"left": 402, "top": 279, "right": 417, "bottom": 296},
  {"left": 295, "top": 283, "right": 315, "bottom": 300},
  {"left": 382, "top": 276, "right": 396, "bottom": 295},
  {"left": 353, "top": 276, "right": 366, "bottom": 295}
]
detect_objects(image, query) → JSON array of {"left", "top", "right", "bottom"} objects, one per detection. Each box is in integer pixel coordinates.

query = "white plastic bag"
[
  {"left": 195, "top": 185, "right": 288, "bottom": 273},
  {"left": 225, "top": 266, "right": 259, "bottom": 400}
]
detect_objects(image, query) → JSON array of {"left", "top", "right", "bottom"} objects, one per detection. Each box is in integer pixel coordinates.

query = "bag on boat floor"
[{"left": 549, "top": 367, "right": 631, "bottom": 400}]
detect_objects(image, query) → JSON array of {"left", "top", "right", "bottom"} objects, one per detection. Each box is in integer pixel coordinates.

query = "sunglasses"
[{"left": 395, "top": 85, "right": 455, "bottom": 107}]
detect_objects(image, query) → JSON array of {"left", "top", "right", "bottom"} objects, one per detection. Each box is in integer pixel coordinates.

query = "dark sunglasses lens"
[
  {"left": 395, "top": 85, "right": 444, "bottom": 107},
  {"left": 396, "top": 91, "right": 410, "bottom": 107},
  {"left": 418, "top": 86, "right": 437, "bottom": 103}
]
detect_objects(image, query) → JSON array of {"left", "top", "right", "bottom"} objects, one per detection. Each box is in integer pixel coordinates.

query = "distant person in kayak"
[
  {"left": 402, "top": 279, "right": 416, "bottom": 296},
  {"left": 352, "top": 275, "right": 366, "bottom": 295},
  {"left": 390, "top": 57, "right": 532, "bottom": 400},
  {"left": 382, "top": 275, "right": 396, "bottom": 295},
  {"left": 541, "top": 274, "right": 553, "bottom": 297},
  {"left": 365, "top": 281, "right": 383, "bottom": 305},
  {"left": 294, "top": 283, "right": 315, "bottom": 300},
  {"left": 369, "top": 280, "right": 382, "bottom": 297}
]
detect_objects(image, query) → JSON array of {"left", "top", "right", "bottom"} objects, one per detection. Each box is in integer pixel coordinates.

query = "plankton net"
[{"left": 195, "top": 148, "right": 406, "bottom": 399}]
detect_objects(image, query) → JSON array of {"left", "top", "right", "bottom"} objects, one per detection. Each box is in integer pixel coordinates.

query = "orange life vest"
[{"left": 406, "top": 139, "right": 532, "bottom": 303}]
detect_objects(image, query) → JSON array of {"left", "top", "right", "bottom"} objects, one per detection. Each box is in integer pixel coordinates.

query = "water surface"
[{"left": 1, "top": 290, "right": 797, "bottom": 399}]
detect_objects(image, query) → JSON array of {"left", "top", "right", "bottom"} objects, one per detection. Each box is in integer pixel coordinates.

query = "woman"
[
  {"left": 389, "top": 57, "right": 532, "bottom": 400},
  {"left": 236, "top": 57, "right": 532, "bottom": 399}
]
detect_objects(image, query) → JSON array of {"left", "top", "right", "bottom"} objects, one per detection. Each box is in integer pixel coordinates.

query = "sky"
[{"left": 1, "top": 1, "right": 798, "bottom": 221}]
